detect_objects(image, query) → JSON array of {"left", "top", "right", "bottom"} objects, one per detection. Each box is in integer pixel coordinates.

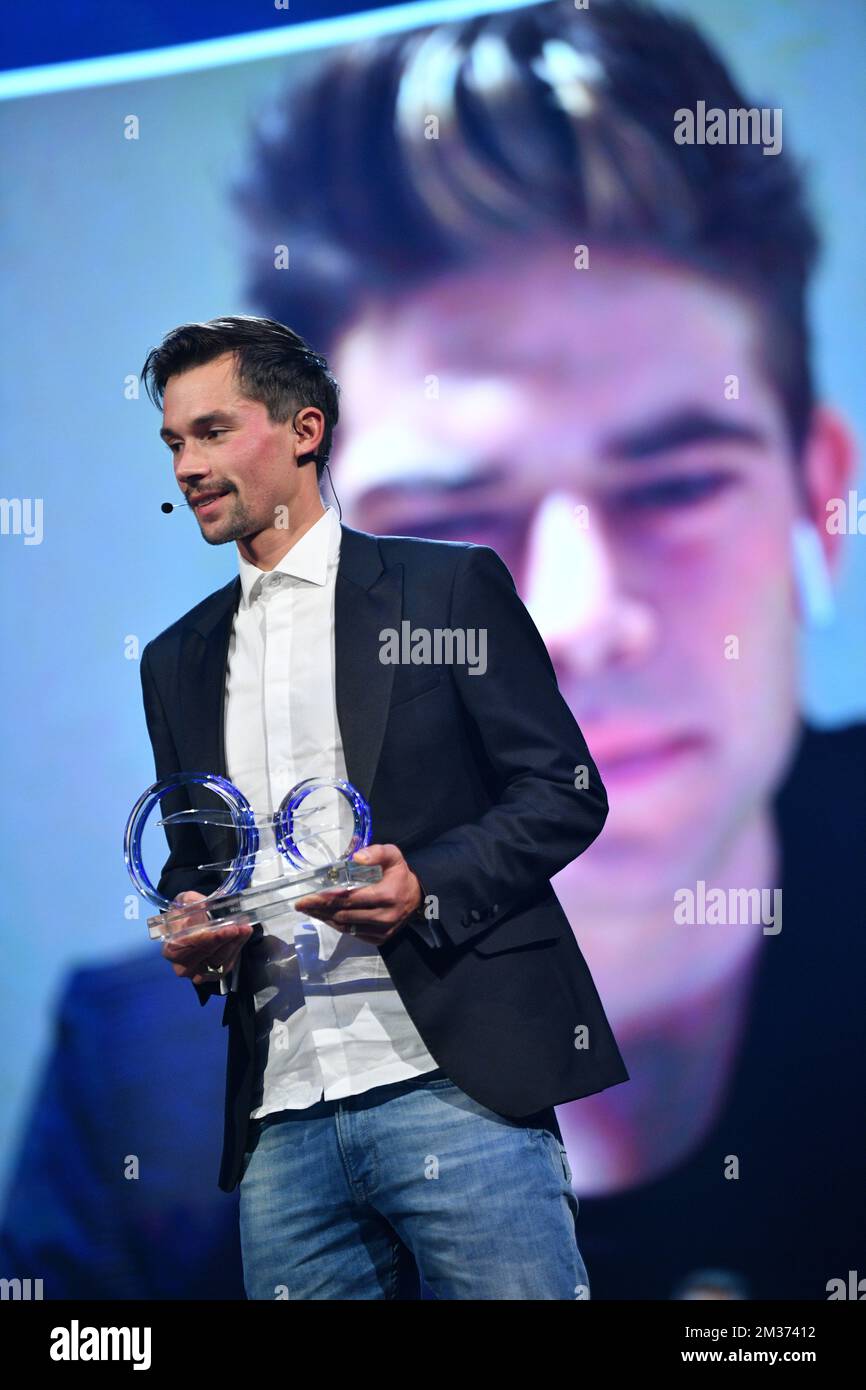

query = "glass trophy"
[{"left": 124, "top": 772, "right": 383, "bottom": 942}]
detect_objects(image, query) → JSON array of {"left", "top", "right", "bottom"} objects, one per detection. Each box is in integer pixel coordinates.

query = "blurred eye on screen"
[
  {"left": 612, "top": 470, "right": 739, "bottom": 516},
  {"left": 388, "top": 510, "right": 526, "bottom": 549}
]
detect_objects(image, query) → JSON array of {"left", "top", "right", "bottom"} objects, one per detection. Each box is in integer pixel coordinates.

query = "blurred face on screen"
[{"left": 331, "top": 247, "right": 804, "bottom": 905}]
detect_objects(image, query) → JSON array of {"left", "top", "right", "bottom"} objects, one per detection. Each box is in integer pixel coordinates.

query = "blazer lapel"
[
  {"left": 334, "top": 524, "right": 403, "bottom": 801},
  {"left": 180, "top": 578, "right": 239, "bottom": 781},
  {"left": 179, "top": 522, "right": 402, "bottom": 813}
]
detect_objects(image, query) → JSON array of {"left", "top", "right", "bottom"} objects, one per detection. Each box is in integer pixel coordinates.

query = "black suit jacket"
[{"left": 140, "top": 521, "right": 629, "bottom": 1192}]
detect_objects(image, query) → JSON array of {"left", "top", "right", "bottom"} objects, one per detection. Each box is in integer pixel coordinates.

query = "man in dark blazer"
[{"left": 137, "top": 314, "right": 628, "bottom": 1299}]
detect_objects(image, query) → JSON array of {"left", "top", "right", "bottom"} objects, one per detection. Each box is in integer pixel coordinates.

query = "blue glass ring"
[
  {"left": 275, "top": 776, "right": 372, "bottom": 869},
  {"left": 124, "top": 772, "right": 259, "bottom": 911}
]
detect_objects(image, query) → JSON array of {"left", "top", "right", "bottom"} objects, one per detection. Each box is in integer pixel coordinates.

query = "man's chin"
[
  {"left": 196, "top": 524, "right": 236, "bottom": 546},
  {"left": 196, "top": 511, "right": 251, "bottom": 546}
]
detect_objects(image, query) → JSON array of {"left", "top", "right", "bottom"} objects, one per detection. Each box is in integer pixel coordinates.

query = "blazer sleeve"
[
  {"left": 402, "top": 544, "right": 608, "bottom": 949},
  {"left": 140, "top": 641, "right": 222, "bottom": 1007}
]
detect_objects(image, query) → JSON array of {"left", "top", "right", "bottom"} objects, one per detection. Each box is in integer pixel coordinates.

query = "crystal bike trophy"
[{"left": 124, "top": 773, "right": 382, "bottom": 942}]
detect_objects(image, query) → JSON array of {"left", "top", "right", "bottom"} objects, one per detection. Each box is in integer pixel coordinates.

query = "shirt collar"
[{"left": 237, "top": 505, "right": 340, "bottom": 608}]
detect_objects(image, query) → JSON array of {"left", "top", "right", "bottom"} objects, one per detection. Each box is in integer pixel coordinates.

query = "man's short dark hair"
[
  {"left": 141, "top": 315, "right": 340, "bottom": 479},
  {"left": 233, "top": 0, "right": 820, "bottom": 459}
]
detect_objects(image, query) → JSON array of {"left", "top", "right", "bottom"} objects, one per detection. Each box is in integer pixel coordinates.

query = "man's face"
[
  {"left": 160, "top": 351, "right": 296, "bottom": 545},
  {"left": 331, "top": 249, "right": 802, "bottom": 901}
]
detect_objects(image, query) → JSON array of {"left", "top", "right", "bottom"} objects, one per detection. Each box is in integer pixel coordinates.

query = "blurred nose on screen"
[{"left": 521, "top": 491, "right": 656, "bottom": 680}]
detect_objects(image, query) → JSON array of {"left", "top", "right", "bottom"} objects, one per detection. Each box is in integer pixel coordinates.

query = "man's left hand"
[{"left": 294, "top": 843, "right": 423, "bottom": 945}]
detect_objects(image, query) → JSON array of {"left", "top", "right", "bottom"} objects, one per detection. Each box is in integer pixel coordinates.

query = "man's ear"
[{"left": 291, "top": 404, "right": 326, "bottom": 463}]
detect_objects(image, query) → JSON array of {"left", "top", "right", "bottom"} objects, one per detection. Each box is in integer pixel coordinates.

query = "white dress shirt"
[{"left": 222, "top": 505, "right": 441, "bottom": 1117}]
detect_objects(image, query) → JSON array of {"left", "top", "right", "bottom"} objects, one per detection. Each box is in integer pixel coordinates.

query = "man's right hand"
[{"left": 161, "top": 890, "right": 254, "bottom": 986}]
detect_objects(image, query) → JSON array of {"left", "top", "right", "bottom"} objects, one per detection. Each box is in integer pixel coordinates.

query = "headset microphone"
[{"left": 160, "top": 500, "right": 191, "bottom": 514}]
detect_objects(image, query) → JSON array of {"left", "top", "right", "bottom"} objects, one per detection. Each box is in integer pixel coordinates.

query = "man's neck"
[
  {"left": 555, "top": 805, "right": 779, "bottom": 1192},
  {"left": 561, "top": 807, "right": 778, "bottom": 1017},
  {"left": 236, "top": 495, "right": 327, "bottom": 572}
]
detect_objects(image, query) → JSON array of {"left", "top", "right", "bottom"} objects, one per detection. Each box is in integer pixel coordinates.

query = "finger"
[
  {"left": 293, "top": 894, "right": 328, "bottom": 913},
  {"left": 353, "top": 844, "right": 400, "bottom": 867},
  {"left": 294, "top": 894, "right": 394, "bottom": 929},
  {"left": 202, "top": 945, "right": 240, "bottom": 967},
  {"left": 294, "top": 884, "right": 361, "bottom": 905},
  {"left": 327, "top": 887, "right": 393, "bottom": 910},
  {"left": 299, "top": 901, "right": 401, "bottom": 928},
  {"left": 339, "top": 925, "right": 400, "bottom": 945},
  {"left": 186, "top": 947, "right": 239, "bottom": 983},
  {"left": 297, "top": 890, "right": 391, "bottom": 915},
  {"left": 163, "top": 932, "right": 223, "bottom": 961},
  {"left": 337, "top": 898, "right": 393, "bottom": 915},
  {"left": 163, "top": 923, "right": 250, "bottom": 962},
  {"left": 169, "top": 900, "right": 210, "bottom": 927}
]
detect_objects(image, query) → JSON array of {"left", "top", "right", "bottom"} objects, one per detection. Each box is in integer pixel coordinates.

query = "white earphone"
[{"left": 791, "top": 517, "right": 835, "bottom": 626}]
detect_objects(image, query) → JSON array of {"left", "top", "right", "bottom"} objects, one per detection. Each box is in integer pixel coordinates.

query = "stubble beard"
[{"left": 197, "top": 492, "right": 261, "bottom": 546}]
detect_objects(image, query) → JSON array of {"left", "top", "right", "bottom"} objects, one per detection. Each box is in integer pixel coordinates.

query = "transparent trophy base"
[{"left": 147, "top": 859, "right": 384, "bottom": 941}]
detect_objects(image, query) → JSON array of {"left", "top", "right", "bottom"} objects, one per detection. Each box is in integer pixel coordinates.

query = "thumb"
[{"left": 353, "top": 843, "right": 396, "bottom": 866}]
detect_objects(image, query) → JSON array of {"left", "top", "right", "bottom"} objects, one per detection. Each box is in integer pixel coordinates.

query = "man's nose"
[
  {"left": 521, "top": 492, "right": 656, "bottom": 678},
  {"left": 174, "top": 445, "right": 211, "bottom": 486}
]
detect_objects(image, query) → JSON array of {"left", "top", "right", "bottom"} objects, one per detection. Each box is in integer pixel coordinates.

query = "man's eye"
[
  {"left": 167, "top": 430, "right": 225, "bottom": 452},
  {"left": 615, "top": 472, "right": 736, "bottom": 512}
]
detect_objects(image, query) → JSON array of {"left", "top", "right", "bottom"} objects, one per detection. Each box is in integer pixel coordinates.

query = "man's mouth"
[
  {"left": 189, "top": 488, "right": 232, "bottom": 517},
  {"left": 581, "top": 726, "right": 709, "bottom": 788}
]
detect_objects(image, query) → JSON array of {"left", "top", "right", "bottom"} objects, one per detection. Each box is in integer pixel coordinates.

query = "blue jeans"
[{"left": 238, "top": 1068, "right": 589, "bottom": 1300}]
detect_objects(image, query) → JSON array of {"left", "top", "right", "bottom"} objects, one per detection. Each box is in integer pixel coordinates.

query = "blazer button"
[{"left": 470, "top": 908, "right": 482, "bottom": 922}]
